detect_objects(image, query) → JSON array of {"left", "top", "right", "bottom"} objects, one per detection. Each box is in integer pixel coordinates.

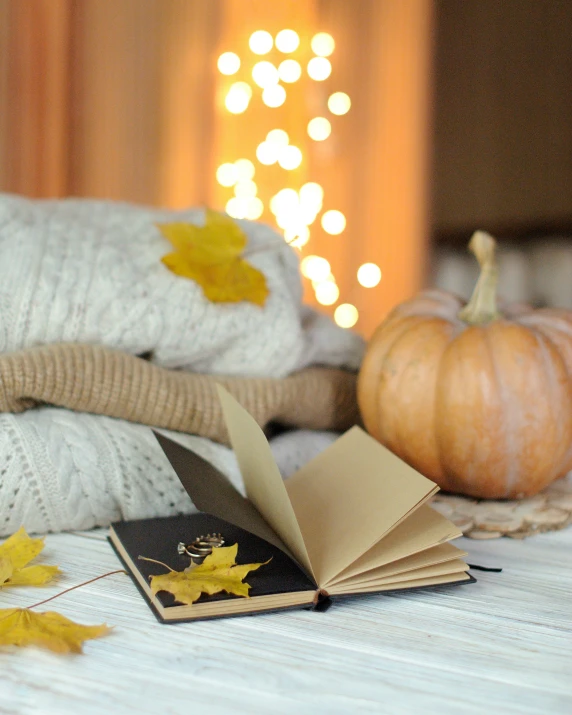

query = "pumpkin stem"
[{"left": 458, "top": 231, "right": 501, "bottom": 325}]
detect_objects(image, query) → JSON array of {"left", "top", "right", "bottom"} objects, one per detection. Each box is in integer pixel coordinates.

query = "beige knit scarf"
[{"left": 0, "top": 344, "right": 360, "bottom": 444}]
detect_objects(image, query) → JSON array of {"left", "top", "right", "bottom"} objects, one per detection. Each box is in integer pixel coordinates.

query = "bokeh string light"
[
  {"left": 249, "top": 30, "right": 273, "bottom": 55},
  {"left": 216, "top": 28, "right": 377, "bottom": 329},
  {"left": 307, "top": 117, "right": 331, "bottom": 141},
  {"left": 334, "top": 303, "right": 359, "bottom": 328},
  {"left": 217, "top": 52, "right": 241, "bottom": 76},
  {"left": 328, "top": 91, "right": 351, "bottom": 116},
  {"left": 275, "top": 29, "right": 300, "bottom": 53}
]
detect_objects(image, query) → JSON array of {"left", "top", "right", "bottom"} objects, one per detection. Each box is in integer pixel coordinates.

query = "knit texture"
[
  {"left": 0, "top": 343, "right": 360, "bottom": 443},
  {"left": 0, "top": 193, "right": 363, "bottom": 375}
]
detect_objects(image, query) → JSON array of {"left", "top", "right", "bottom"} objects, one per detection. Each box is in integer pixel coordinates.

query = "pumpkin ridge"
[
  {"left": 517, "top": 311, "right": 572, "bottom": 341},
  {"left": 378, "top": 318, "right": 440, "bottom": 463},
  {"left": 484, "top": 327, "right": 520, "bottom": 498},
  {"left": 525, "top": 325, "right": 572, "bottom": 476},
  {"left": 358, "top": 315, "right": 429, "bottom": 442}
]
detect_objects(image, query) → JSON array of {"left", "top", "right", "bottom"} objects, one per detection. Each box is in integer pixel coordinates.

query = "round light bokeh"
[
  {"left": 278, "top": 59, "right": 302, "bottom": 83},
  {"left": 334, "top": 303, "right": 359, "bottom": 328},
  {"left": 262, "top": 84, "right": 287, "bottom": 108},
  {"left": 278, "top": 145, "right": 302, "bottom": 170},
  {"left": 216, "top": 163, "right": 238, "bottom": 187},
  {"left": 315, "top": 281, "right": 339, "bottom": 306},
  {"left": 252, "top": 61, "right": 279, "bottom": 88},
  {"left": 234, "top": 180, "right": 257, "bottom": 199},
  {"left": 307, "top": 117, "right": 332, "bottom": 141},
  {"left": 234, "top": 158, "right": 255, "bottom": 181},
  {"left": 328, "top": 91, "right": 351, "bottom": 116},
  {"left": 225, "top": 82, "right": 252, "bottom": 114},
  {"left": 307, "top": 57, "right": 332, "bottom": 81},
  {"left": 249, "top": 30, "right": 273, "bottom": 55},
  {"left": 217, "top": 52, "right": 241, "bottom": 75},
  {"left": 301, "top": 255, "right": 331, "bottom": 282},
  {"left": 321, "top": 210, "right": 346, "bottom": 235},
  {"left": 357, "top": 263, "right": 382, "bottom": 288},
  {"left": 311, "top": 33, "right": 335, "bottom": 57},
  {"left": 275, "top": 29, "right": 300, "bottom": 53}
]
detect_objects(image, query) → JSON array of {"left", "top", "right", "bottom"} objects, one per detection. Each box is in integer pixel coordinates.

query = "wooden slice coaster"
[{"left": 430, "top": 473, "right": 572, "bottom": 539}]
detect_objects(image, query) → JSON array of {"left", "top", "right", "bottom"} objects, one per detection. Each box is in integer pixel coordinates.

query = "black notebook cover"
[{"left": 110, "top": 513, "right": 317, "bottom": 624}]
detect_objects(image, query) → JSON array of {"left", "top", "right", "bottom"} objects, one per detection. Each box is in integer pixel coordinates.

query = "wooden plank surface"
[{"left": 1, "top": 527, "right": 571, "bottom": 714}]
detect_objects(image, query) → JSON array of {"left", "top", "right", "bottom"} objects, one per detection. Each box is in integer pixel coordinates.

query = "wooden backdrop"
[{"left": 0, "top": 0, "right": 434, "bottom": 336}]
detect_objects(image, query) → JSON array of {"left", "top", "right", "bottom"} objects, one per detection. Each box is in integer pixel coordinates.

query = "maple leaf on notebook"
[
  {"left": 157, "top": 209, "right": 269, "bottom": 307},
  {"left": 0, "top": 527, "right": 60, "bottom": 588},
  {"left": 149, "top": 543, "right": 269, "bottom": 606}
]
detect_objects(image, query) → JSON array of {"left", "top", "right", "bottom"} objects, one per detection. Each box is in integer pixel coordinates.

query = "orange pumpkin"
[{"left": 358, "top": 231, "right": 572, "bottom": 499}]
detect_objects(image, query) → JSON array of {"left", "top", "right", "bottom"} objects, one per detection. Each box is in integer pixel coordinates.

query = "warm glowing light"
[
  {"left": 307, "top": 57, "right": 332, "bottom": 81},
  {"left": 217, "top": 52, "right": 241, "bottom": 75},
  {"left": 299, "top": 182, "right": 324, "bottom": 206},
  {"left": 270, "top": 188, "right": 299, "bottom": 215},
  {"left": 357, "top": 262, "right": 382, "bottom": 288},
  {"left": 311, "top": 32, "right": 335, "bottom": 57},
  {"left": 256, "top": 142, "right": 279, "bottom": 165},
  {"left": 252, "top": 61, "right": 279, "bottom": 88},
  {"left": 315, "top": 281, "right": 339, "bottom": 305},
  {"left": 249, "top": 30, "right": 273, "bottom": 55},
  {"left": 284, "top": 225, "right": 310, "bottom": 247},
  {"left": 225, "top": 82, "right": 252, "bottom": 113},
  {"left": 234, "top": 180, "right": 257, "bottom": 199},
  {"left": 334, "top": 303, "right": 359, "bottom": 328},
  {"left": 216, "top": 163, "right": 238, "bottom": 187},
  {"left": 278, "top": 145, "right": 302, "bottom": 170},
  {"left": 321, "top": 209, "right": 346, "bottom": 235},
  {"left": 298, "top": 205, "right": 319, "bottom": 225},
  {"left": 328, "top": 91, "right": 351, "bottom": 116},
  {"left": 234, "top": 158, "right": 255, "bottom": 181},
  {"left": 245, "top": 198, "right": 264, "bottom": 220},
  {"left": 307, "top": 117, "right": 331, "bottom": 141},
  {"left": 266, "top": 129, "right": 289, "bottom": 147},
  {"left": 262, "top": 84, "right": 286, "bottom": 108},
  {"left": 275, "top": 29, "right": 300, "bottom": 53},
  {"left": 278, "top": 59, "right": 302, "bottom": 83},
  {"left": 275, "top": 214, "right": 291, "bottom": 230},
  {"left": 225, "top": 197, "right": 248, "bottom": 219},
  {"left": 290, "top": 236, "right": 310, "bottom": 249},
  {"left": 301, "top": 255, "right": 331, "bottom": 282}
]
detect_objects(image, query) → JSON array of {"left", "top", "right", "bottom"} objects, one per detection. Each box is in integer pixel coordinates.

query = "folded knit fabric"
[
  {"left": 0, "top": 193, "right": 365, "bottom": 537},
  {"left": 0, "top": 193, "right": 363, "bottom": 374},
  {"left": 0, "top": 343, "right": 360, "bottom": 443}
]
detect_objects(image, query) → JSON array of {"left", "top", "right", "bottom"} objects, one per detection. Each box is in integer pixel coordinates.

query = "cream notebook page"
[{"left": 216, "top": 386, "right": 465, "bottom": 590}]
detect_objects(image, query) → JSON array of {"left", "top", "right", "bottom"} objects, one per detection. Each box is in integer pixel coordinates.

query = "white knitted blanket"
[{"left": 0, "top": 193, "right": 364, "bottom": 537}]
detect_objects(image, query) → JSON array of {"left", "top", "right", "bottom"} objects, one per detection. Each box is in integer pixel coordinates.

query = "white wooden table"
[{"left": 1, "top": 527, "right": 570, "bottom": 714}]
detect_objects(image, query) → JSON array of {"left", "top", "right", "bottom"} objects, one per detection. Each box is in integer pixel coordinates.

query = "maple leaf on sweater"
[{"left": 158, "top": 209, "right": 269, "bottom": 307}]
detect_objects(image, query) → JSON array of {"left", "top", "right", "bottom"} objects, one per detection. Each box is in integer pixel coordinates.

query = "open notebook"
[{"left": 109, "top": 386, "right": 472, "bottom": 622}]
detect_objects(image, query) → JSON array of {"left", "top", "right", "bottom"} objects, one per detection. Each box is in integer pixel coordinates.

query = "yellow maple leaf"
[
  {"left": 0, "top": 527, "right": 60, "bottom": 588},
  {"left": 0, "top": 609, "right": 110, "bottom": 654},
  {"left": 158, "top": 209, "right": 269, "bottom": 307},
  {"left": 149, "top": 543, "right": 269, "bottom": 606}
]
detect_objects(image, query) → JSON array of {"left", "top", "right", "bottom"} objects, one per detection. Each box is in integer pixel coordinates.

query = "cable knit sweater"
[{"left": 0, "top": 193, "right": 365, "bottom": 537}]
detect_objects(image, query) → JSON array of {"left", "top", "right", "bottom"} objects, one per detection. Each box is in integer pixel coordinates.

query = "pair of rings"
[{"left": 177, "top": 533, "right": 225, "bottom": 560}]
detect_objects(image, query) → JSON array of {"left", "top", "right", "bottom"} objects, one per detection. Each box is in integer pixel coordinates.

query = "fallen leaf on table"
[
  {"left": 149, "top": 543, "right": 269, "bottom": 606},
  {"left": 158, "top": 209, "right": 269, "bottom": 307},
  {"left": 0, "top": 527, "right": 60, "bottom": 588},
  {"left": 0, "top": 609, "right": 110, "bottom": 654}
]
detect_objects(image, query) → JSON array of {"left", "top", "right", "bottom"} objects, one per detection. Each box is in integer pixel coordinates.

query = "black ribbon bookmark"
[{"left": 468, "top": 563, "right": 503, "bottom": 572}]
